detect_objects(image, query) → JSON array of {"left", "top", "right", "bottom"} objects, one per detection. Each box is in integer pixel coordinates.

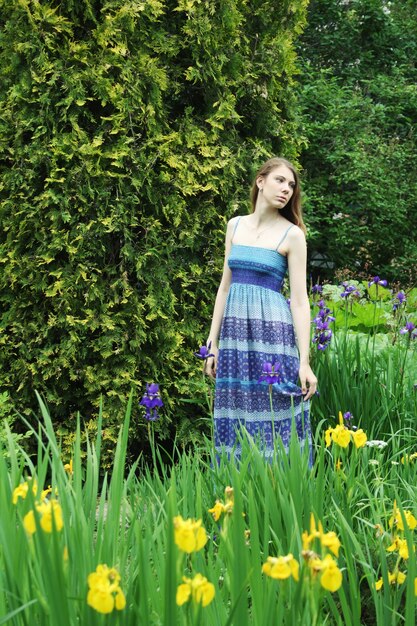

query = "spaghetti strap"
[
  {"left": 276, "top": 224, "right": 294, "bottom": 251},
  {"left": 231, "top": 216, "right": 242, "bottom": 243}
]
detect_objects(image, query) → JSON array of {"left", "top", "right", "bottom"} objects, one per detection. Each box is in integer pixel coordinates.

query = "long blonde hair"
[{"left": 249, "top": 157, "right": 306, "bottom": 235}]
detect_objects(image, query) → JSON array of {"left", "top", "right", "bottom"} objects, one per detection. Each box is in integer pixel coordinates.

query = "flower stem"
[
  {"left": 269, "top": 385, "right": 276, "bottom": 451},
  {"left": 148, "top": 422, "right": 156, "bottom": 469},
  {"left": 203, "top": 369, "right": 215, "bottom": 448}
]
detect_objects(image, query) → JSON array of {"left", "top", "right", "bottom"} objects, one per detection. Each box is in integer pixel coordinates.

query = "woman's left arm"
[{"left": 286, "top": 228, "right": 317, "bottom": 400}]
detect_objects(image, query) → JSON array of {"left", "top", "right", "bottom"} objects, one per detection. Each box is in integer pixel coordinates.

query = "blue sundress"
[{"left": 213, "top": 218, "right": 311, "bottom": 461}]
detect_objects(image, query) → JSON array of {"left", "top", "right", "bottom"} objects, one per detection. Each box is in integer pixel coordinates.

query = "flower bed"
[{"left": 2, "top": 390, "right": 417, "bottom": 625}]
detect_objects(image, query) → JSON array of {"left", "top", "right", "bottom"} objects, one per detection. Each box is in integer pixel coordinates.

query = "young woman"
[{"left": 204, "top": 157, "right": 317, "bottom": 460}]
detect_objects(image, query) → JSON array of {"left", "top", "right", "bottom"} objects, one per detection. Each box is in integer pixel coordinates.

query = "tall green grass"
[
  {"left": 2, "top": 390, "right": 417, "bottom": 625},
  {"left": 314, "top": 334, "right": 416, "bottom": 432}
]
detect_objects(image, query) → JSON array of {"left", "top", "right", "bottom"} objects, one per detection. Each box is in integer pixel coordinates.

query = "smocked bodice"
[{"left": 228, "top": 244, "right": 288, "bottom": 293}]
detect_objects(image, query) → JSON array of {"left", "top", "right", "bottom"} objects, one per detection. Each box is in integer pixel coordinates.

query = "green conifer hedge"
[{"left": 0, "top": 0, "right": 308, "bottom": 461}]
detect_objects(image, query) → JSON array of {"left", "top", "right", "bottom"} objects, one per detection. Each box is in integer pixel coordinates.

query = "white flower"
[
  {"left": 368, "top": 459, "right": 380, "bottom": 466},
  {"left": 366, "top": 440, "right": 388, "bottom": 449}
]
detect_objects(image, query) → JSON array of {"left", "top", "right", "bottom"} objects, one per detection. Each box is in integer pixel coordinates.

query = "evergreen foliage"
[
  {"left": 298, "top": 0, "right": 417, "bottom": 284},
  {"left": 0, "top": 0, "right": 308, "bottom": 461}
]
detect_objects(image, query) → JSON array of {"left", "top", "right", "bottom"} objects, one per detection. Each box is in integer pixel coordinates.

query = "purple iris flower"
[
  {"left": 258, "top": 361, "right": 283, "bottom": 384},
  {"left": 343, "top": 412, "right": 353, "bottom": 421},
  {"left": 312, "top": 299, "right": 334, "bottom": 351},
  {"left": 368, "top": 276, "right": 388, "bottom": 287},
  {"left": 194, "top": 341, "right": 215, "bottom": 360},
  {"left": 393, "top": 290, "right": 406, "bottom": 311},
  {"left": 139, "top": 383, "right": 164, "bottom": 421},
  {"left": 315, "top": 305, "right": 331, "bottom": 319},
  {"left": 340, "top": 284, "right": 360, "bottom": 298},
  {"left": 146, "top": 383, "right": 160, "bottom": 395},
  {"left": 315, "top": 331, "right": 333, "bottom": 350},
  {"left": 400, "top": 321, "right": 417, "bottom": 339},
  {"left": 312, "top": 284, "right": 323, "bottom": 294},
  {"left": 313, "top": 303, "right": 335, "bottom": 323}
]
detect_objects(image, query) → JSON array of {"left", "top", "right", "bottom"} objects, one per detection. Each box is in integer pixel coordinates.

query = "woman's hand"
[
  {"left": 204, "top": 346, "right": 219, "bottom": 379},
  {"left": 299, "top": 363, "right": 317, "bottom": 401}
]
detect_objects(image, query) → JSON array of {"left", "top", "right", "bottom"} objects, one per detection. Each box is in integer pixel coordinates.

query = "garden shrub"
[{"left": 297, "top": 0, "right": 417, "bottom": 284}]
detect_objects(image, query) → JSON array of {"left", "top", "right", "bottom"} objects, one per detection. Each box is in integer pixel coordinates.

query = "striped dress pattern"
[{"left": 213, "top": 221, "right": 311, "bottom": 461}]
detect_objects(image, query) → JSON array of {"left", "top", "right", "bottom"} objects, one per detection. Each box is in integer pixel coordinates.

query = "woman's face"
[{"left": 258, "top": 165, "right": 296, "bottom": 209}]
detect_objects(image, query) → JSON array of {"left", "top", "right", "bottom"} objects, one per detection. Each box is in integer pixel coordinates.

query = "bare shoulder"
[
  {"left": 286, "top": 225, "right": 307, "bottom": 260},
  {"left": 287, "top": 224, "right": 306, "bottom": 246},
  {"left": 227, "top": 215, "right": 241, "bottom": 228},
  {"left": 226, "top": 215, "right": 242, "bottom": 236}
]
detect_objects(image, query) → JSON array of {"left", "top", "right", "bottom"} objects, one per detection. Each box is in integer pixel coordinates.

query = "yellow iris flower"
[
  {"left": 12, "top": 482, "right": 30, "bottom": 504},
  {"left": 13, "top": 480, "right": 56, "bottom": 506},
  {"left": 351, "top": 429, "right": 367, "bottom": 448},
  {"left": 332, "top": 425, "right": 351, "bottom": 448},
  {"left": 208, "top": 501, "right": 227, "bottom": 521},
  {"left": 325, "top": 412, "right": 367, "bottom": 449},
  {"left": 87, "top": 564, "right": 126, "bottom": 614},
  {"left": 401, "top": 452, "right": 417, "bottom": 464},
  {"left": 318, "top": 555, "right": 343, "bottom": 592},
  {"left": 375, "top": 570, "right": 406, "bottom": 590},
  {"left": 176, "top": 573, "right": 215, "bottom": 607},
  {"left": 208, "top": 486, "right": 234, "bottom": 521},
  {"left": 64, "top": 459, "right": 73, "bottom": 475},
  {"left": 302, "top": 514, "right": 341, "bottom": 557},
  {"left": 387, "top": 536, "right": 412, "bottom": 560},
  {"left": 23, "top": 500, "right": 64, "bottom": 535},
  {"left": 12, "top": 479, "right": 37, "bottom": 504},
  {"left": 262, "top": 554, "right": 299, "bottom": 581},
  {"left": 23, "top": 510, "right": 36, "bottom": 535},
  {"left": 208, "top": 499, "right": 233, "bottom": 521},
  {"left": 173, "top": 516, "right": 208, "bottom": 553},
  {"left": 39, "top": 500, "right": 64, "bottom": 533},
  {"left": 320, "top": 531, "right": 341, "bottom": 557},
  {"left": 325, "top": 424, "right": 350, "bottom": 448},
  {"left": 389, "top": 502, "right": 417, "bottom": 531},
  {"left": 301, "top": 514, "right": 343, "bottom": 592}
]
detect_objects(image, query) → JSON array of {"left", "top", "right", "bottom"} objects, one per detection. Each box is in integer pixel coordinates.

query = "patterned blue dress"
[{"left": 213, "top": 220, "right": 311, "bottom": 461}]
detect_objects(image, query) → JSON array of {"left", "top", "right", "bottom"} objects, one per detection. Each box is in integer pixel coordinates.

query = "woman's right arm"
[{"left": 204, "top": 218, "right": 236, "bottom": 378}]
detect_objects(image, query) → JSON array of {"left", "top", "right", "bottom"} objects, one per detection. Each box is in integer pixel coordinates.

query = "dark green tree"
[
  {"left": 0, "top": 0, "right": 309, "bottom": 460},
  {"left": 298, "top": 0, "right": 417, "bottom": 285}
]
